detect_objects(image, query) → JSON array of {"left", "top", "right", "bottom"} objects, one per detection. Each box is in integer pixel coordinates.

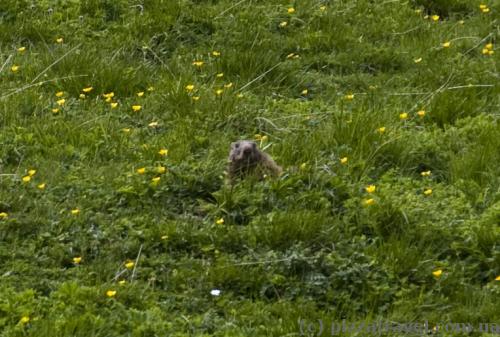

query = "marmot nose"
[{"left": 243, "top": 148, "right": 251, "bottom": 155}]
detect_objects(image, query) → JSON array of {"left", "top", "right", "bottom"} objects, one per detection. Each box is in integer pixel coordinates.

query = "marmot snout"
[{"left": 227, "top": 140, "right": 282, "bottom": 183}]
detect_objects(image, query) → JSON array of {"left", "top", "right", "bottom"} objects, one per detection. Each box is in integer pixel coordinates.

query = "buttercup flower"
[
  {"left": 216, "top": 73, "right": 224, "bottom": 78},
  {"left": 192, "top": 61, "right": 204, "bottom": 67},
  {"left": 110, "top": 102, "right": 118, "bottom": 108},
  {"left": 57, "top": 99, "right": 65, "bottom": 106},
  {"left": 442, "top": 41, "right": 451, "bottom": 48},
  {"left": 158, "top": 149, "right": 168, "bottom": 156},
  {"left": 215, "top": 89, "right": 224, "bottom": 95},
  {"left": 106, "top": 290, "right": 116, "bottom": 297},
  {"left": 431, "top": 15, "right": 439, "bottom": 21},
  {"left": 11, "top": 65, "right": 19, "bottom": 72},
  {"left": 136, "top": 167, "right": 146, "bottom": 174},
  {"left": 424, "top": 189, "right": 433, "bottom": 196},
  {"left": 414, "top": 57, "right": 422, "bottom": 63},
  {"left": 56, "top": 37, "right": 64, "bottom": 43},
  {"left": 185, "top": 84, "right": 195, "bottom": 91},
  {"left": 73, "top": 256, "right": 82, "bottom": 264},
  {"left": 22, "top": 176, "right": 31, "bottom": 183},
  {"left": 365, "top": 185, "right": 376, "bottom": 193},
  {"left": 301, "top": 89, "right": 308, "bottom": 95},
  {"left": 432, "top": 269, "right": 442, "bottom": 277},
  {"left": 364, "top": 198, "right": 375, "bottom": 206},
  {"left": 287, "top": 7, "right": 295, "bottom": 14},
  {"left": 0, "top": 212, "right": 8, "bottom": 219},
  {"left": 377, "top": 127, "right": 386, "bottom": 133},
  {"left": 216, "top": 218, "right": 224, "bottom": 225},
  {"left": 340, "top": 157, "right": 348, "bottom": 164},
  {"left": 344, "top": 94, "right": 354, "bottom": 100},
  {"left": 399, "top": 112, "right": 408, "bottom": 120},
  {"left": 279, "top": 21, "right": 288, "bottom": 27},
  {"left": 417, "top": 110, "right": 426, "bottom": 118},
  {"left": 156, "top": 166, "right": 166, "bottom": 174},
  {"left": 132, "top": 105, "right": 141, "bottom": 112},
  {"left": 28, "top": 169, "right": 36, "bottom": 176},
  {"left": 71, "top": 208, "right": 80, "bottom": 215},
  {"left": 55, "top": 91, "right": 64, "bottom": 97},
  {"left": 82, "top": 87, "right": 93, "bottom": 93},
  {"left": 125, "top": 261, "right": 134, "bottom": 269},
  {"left": 212, "top": 51, "right": 220, "bottom": 56},
  {"left": 137, "top": 92, "right": 144, "bottom": 97},
  {"left": 17, "top": 46, "right": 26, "bottom": 52},
  {"left": 37, "top": 183, "right": 46, "bottom": 190},
  {"left": 421, "top": 170, "right": 431, "bottom": 177}
]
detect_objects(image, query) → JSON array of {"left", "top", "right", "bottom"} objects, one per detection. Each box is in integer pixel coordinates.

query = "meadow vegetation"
[{"left": 0, "top": 0, "right": 499, "bottom": 336}]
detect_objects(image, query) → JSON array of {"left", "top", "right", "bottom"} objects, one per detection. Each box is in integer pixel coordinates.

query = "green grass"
[{"left": 0, "top": 0, "right": 499, "bottom": 336}]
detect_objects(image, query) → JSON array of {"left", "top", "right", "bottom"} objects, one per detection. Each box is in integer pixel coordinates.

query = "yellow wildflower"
[
  {"left": 22, "top": 176, "right": 31, "bottom": 183},
  {"left": 17, "top": 46, "right": 26, "bottom": 52},
  {"left": 224, "top": 82, "right": 233, "bottom": 88},
  {"left": 55, "top": 91, "right": 64, "bottom": 97},
  {"left": 103, "top": 92, "right": 114, "bottom": 99},
  {"left": 132, "top": 105, "right": 141, "bottom": 112},
  {"left": 421, "top": 170, "right": 431, "bottom": 177},
  {"left": 192, "top": 96, "right": 200, "bottom": 101},
  {"left": 216, "top": 73, "right": 224, "bottom": 78},
  {"left": 185, "top": 84, "right": 195, "bottom": 91},
  {"left": 106, "top": 290, "right": 116, "bottom": 297},
  {"left": 28, "top": 169, "right": 36, "bottom": 176},
  {"left": 442, "top": 41, "right": 451, "bottom": 48},
  {"left": 110, "top": 102, "right": 118, "bottom": 109},
  {"left": 57, "top": 99, "right": 65, "bottom": 106},
  {"left": 320, "top": 5, "right": 327, "bottom": 11},
  {"left": 377, "top": 127, "right": 386, "bottom": 134},
  {"left": 287, "top": 7, "right": 295, "bottom": 14},
  {"left": 152, "top": 176, "right": 161, "bottom": 184},
  {"left": 279, "top": 21, "right": 288, "bottom": 27},
  {"left": 495, "top": 275, "right": 500, "bottom": 281},
  {"left": 37, "top": 183, "right": 46, "bottom": 190},
  {"left": 432, "top": 269, "right": 442, "bottom": 277},
  {"left": 216, "top": 218, "right": 225, "bottom": 225},
  {"left": 156, "top": 166, "right": 166, "bottom": 174},
  {"left": 56, "top": 37, "right": 64, "bottom": 43},
  {"left": 137, "top": 91, "right": 144, "bottom": 97},
  {"left": 417, "top": 110, "right": 426, "bottom": 118},
  {"left": 105, "top": 97, "right": 112, "bottom": 102},
  {"left": 122, "top": 128, "right": 131, "bottom": 133},
  {"left": 365, "top": 185, "right": 376, "bottom": 193},
  {"left": 424, "top": 189, "right": 433, "bottom": 196},
  {"left": 148, "top": 121, "right": 158, "bottom": 127},
  {"left": 485, "top": 43, "right": 493, "bottom": 50},
  {"left": 79, "top": 94, "right": 86, "bottom": 99},
  {"left": 431, "top": 15, "right": 439, "bottom": 21},
  {"left": 82, "top": 87, "right": 93, "bottom": 93},
  {"left": 118, "top": 280, "right": 126, "bottom": 285},
  {"left": 345, "top": 93, "right": 354, "bottom": 100},
  {"left": 73, "top": 256, "right": 82, "bottom": 264},
  {"left": 479, "top": 4, "right": 487, "bottom": 9},
  {"left": 52, "top": 108, "right": 59, "bottom": 113},
  {"left": 215, "top": 89, "right": 224, "bottom": 95},
  {"left": 212, "top": 51, "right": 221, "bottom": 56},
  {"left": 147, "top": 86, "right": 155, "bottom": 91},
  {"left": 363, "top": 198, "right": 375, "bottom": 206},
  {"left": 301, "top": 89, "right": 308, "bottom": 95},
  {"left": 399, "top": 112, "right": 408, "bottom": 120},
  {"left": 192, "top": 61, "right": 204, "bottom": 67},
  {"left": 20, "top": 316, "right": 30, "bottom": 324},
  {"left": 414, "top": 57, "right": 422, "bottom": 63},
  {"left": 71, "top": 208, "right": 80, "bottom": 215},
  {"left": 125, "top": 261, "right": 135, "bottom": 269},
  {"left": 236, "top": 93, "right": 244, "bottom": 98},
  {"left": 340, "top": 157, "right": 348, "bottom": 165},
  {"left": 136, "top": 167, "right": 146, "bottom": 174},
  {"left": 11, "top": 65, "right": 19, "bottom": 72},
  {"left": 158, "top": 149, "right": 168, "bottom": 156},
  {"left": 0, "top": 212, "right": 8, "bottom": 219},
  {"left": 300, "top": 163, "right": 307, "bottom": 170}
]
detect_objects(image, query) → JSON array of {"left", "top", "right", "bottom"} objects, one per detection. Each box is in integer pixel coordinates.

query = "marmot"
[{"left": 227, "top": 140, "right": 282, "bottom": 183}]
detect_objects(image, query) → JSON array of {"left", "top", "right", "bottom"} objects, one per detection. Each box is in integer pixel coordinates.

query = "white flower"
[{"left": 210, "top": 289, "right": 221, "bottom": 296}]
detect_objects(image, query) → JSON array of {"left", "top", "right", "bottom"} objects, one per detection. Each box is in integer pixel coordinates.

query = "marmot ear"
[
  {"left": 231, "top": 142, "right": 237, "bottom": 149},
  {"left": 252, "top": 141, "right": 257, "bottom": 149}
]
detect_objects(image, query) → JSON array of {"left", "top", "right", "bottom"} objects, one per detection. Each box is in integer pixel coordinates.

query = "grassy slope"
[{"left": 0, "top": 0, "right": 499, "bottom": 336}]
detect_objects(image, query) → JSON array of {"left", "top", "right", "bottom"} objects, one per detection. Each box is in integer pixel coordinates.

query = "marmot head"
[{"left": 229, "top": 140, "right": 261, "bottom": 163}]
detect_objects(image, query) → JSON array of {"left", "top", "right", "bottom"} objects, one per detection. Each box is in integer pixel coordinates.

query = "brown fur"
[{"left": 227, "top": 140, "right": 282, "bottom": 183}]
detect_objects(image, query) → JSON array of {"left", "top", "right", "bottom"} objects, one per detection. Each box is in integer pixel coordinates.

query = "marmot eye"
[{"left": 235, "top": 143, "right": 240, "bottom": 148}]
